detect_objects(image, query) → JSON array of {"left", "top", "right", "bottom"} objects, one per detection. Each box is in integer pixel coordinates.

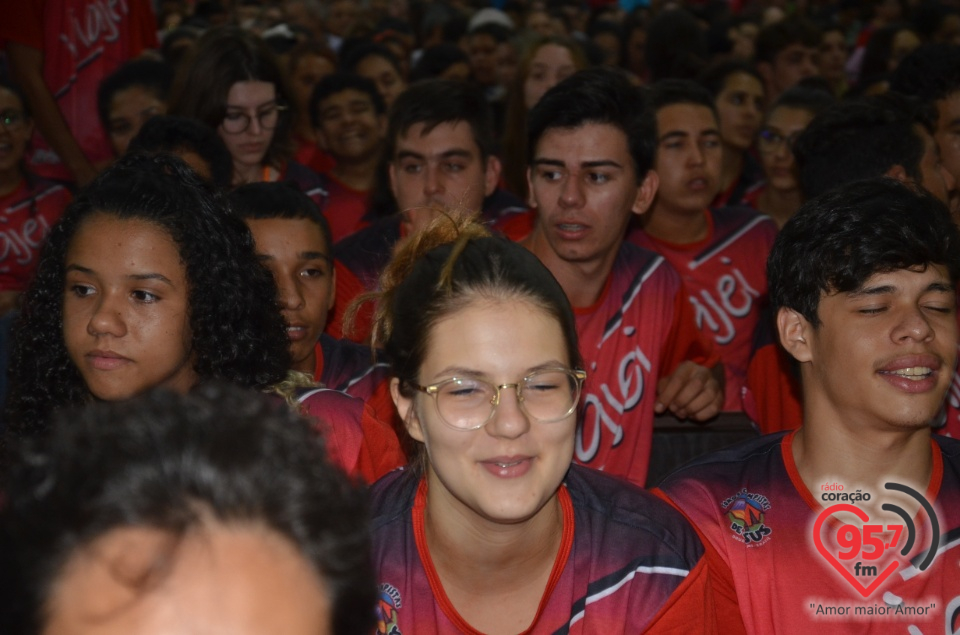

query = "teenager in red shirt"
[
  {"left": 660, "top": 178, "right": 960, "bottom": 634},
  {"left": 629, "top": 80, "right": 776, "bottom": 413},
  {"left": 519, "top": 69, "right": 722, "bottom": 487}
]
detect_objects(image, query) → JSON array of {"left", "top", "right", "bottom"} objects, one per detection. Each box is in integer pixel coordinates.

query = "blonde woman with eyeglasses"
[
  {"left": 365, "top": 212, "right": 723, "bottom": 635},
  {"left": 169, "top": 27, "right": 326, "bottom": 204}
]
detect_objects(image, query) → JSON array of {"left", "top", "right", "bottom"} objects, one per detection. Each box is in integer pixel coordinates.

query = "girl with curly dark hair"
[{"left": 5, "top": 152, "right": 291, "bottom": 438}]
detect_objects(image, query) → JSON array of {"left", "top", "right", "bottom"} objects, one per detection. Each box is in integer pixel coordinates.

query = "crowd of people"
[{"left": 2, "top": 0, "right": 960, "bottom": 633}]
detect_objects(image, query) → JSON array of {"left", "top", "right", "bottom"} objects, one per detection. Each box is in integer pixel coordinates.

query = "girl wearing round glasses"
[
  {"left": 169, "top": 27, "right": 325, "bottom": 203},
  {"left": 743, "top": 86, "right": 834, "bottom": 227},
  {"left": 368, "top": 214, "right": 716, "bottom": 634}
]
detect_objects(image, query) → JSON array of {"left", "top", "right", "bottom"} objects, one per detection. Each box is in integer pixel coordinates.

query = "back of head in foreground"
[
  {"left": 767, "top": 177, "right": 960, "bottom": 329},
  {"left": 5, "top": 153, "right": 290, "bottom": 437},
  {"left": 0, "top": 382, "right": 375, "bottom": 635}
]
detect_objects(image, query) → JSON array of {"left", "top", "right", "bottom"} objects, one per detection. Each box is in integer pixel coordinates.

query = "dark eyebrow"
[
  {"left": 300, "top": 251, "right": 332, "bottom": 262},
  {"left": 848, "top": 285, "right": 897, "bottom": 297},
  {"left": 66, "top": 264, "right": 173, "bottom": 286},
  {"left": 849, "top": 281, "right": 955, "bottom": 297},
  {"left": 128, "top": 273, "right": 174, "bottom": 285},
  {"left": 395, "top": 150, "right": 426, "bottom": 161},
  {"left": 582, "top": 160, "right": 623, "bottom": 169},
  {"left": 532, "top": 158, "right": 566, "bottom": 167},
  {"left": 439, "top": 149, "right": 473, "bottom": 159}
]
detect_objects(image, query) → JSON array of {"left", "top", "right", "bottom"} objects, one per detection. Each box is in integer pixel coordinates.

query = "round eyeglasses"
[
  {"left": 411, "top": 368, "right": 587, "bottom": 431},
  {"left": 758, "top": 127, "right": 801, "bottom": 154},
  {"left": 220, "top": 104, "right": 287, "bottom": 135}
]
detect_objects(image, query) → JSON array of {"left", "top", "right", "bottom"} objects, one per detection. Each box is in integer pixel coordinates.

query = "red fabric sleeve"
[
  {"left": 354, "top": 402, "right": 406, "bottom": 483},
  {"left": 326, "top": 259, "right": 373, "bottom": 343},
  {"left": 742, "top": 343, "right": 803, "bottom": 434},
  {"left": 651, "top": 489, "right": 748, "bottom": 635},
  {"left": 0, "top": 1, "right": 44, "bottom": 50},
  {"left": 659, "top": 285, "right": 721, "bottom": 374},
  {"left": 642, "top": 559, "right": 717, "bottom": 634}
]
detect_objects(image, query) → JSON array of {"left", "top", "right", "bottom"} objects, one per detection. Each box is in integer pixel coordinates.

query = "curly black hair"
[{"left": 5, "top": 153, "right": 291, "bottom": 437}]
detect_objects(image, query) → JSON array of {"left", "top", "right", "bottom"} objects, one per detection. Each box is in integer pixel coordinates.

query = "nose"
[
  {"left": 559, "top": 175, "right": 585, "bottom": 208},
  {"left": 486, "top": 384, "right": 530, "bottom": 439},
  {"left": 276, "top": 275, "right": 305, "bottom": 311},
  {"left": 248, "top": 114, "right": 263, "bottom": 135},
  {"left": 688, "top": 144, "right": 706, "bottom": 166},
  {"left": 774, "top": 141, "right": 792, "bottom": 160},
  {"left": 423, "top": 164, "right": 444, "bottom": 198},
  {"left": 940, "top": 164, "right": 956, "bottom": 197},
  {"left": 892, "top": 306, "right": 936, "bottom": 343},
  {"left": 87, "top": 292, "right": 127, "bottom": 338}
]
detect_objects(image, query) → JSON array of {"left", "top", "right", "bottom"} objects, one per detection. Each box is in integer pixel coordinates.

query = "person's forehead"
[
  {"left": 936, "top": 91, "right": 960, "bottom": 122},
  {"left": 775, "top": 42, "right": 816, "bottom": 61},
  {"left": 320, "top": 88, "right": 374, "bottom": 109},
  {"left": 535, "top": 121, "right": 630, "bottom": 156},
  {"left": 395, "top": 120, "right": 481, "bottom": 156},
  {"left": 247, "top": 217, "right": 329, "bottom": 253},
  {"left": 657, "top": 102, "right": 718, "bottom": 131}
]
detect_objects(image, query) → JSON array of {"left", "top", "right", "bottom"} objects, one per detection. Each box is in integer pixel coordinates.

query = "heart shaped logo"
[{"left": 813, "top": 503, "right": 901, "bottom": 598}]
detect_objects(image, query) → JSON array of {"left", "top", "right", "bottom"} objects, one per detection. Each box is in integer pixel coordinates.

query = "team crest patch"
[
  {"left": 721, "top": 488, "right": 772, "bottom": 546},
  {"left": 376, "top": 583, "right": 403, "bottom": 635}
]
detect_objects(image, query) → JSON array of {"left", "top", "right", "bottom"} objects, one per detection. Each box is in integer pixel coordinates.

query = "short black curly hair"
[
  {"left": 5, "top": 153, "right": 291, "bottom": 437},
  {"left": 768, "top": 177, "right": 960, "bottom": 328}
]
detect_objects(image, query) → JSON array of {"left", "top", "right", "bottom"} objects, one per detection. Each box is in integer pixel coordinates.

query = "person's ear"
[
  {"left": 777, "top": 307, "right": 814, "bottom": 363},
  {"left": 884, "top": 163, "right": 910, "bottom": 184},
  {"left": 484, "top": 155, "right": 501, "bottom": 197},
  {"left": 391, "top": 378, "right": 424, "bottom": 442},
  {"left": 631, "top": 170, "right": 660, "bottom": 217}
]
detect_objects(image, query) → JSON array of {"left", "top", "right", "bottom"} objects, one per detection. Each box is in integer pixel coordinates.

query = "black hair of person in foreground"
[{"left": 0, "top": 382, "right": 375, "bottom": 635}]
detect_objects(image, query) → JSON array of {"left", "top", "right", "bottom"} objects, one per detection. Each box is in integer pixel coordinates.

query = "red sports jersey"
[
  {"left": 321, "top": 173, "right": 371, "bottom": 243},
  {"left": 297, "top": 386, "right": 404, "bottom": 483},
  {"left": 659, "top": 431, "right": 960, "bottom": 634},
  {"left": 935, "top": 304, "right": 960, "bottom": 439},
  {"left": 293, "top": 135, "right": 336, "bottom": 175},
  {"left": 326, "top": 215, "right": 401, "bottom": 343},
  {"left": 0, "top": 178, "right": 71, "bottom": 292},
  {"left": 574, "top": 242, "right": 718, "bottom": 487},
  {"left": 370, "top": 465, "right": 719, "bottom": 634},
  {"left": 741, "top": 305, "right": 803, "bottom": 433},
  {"left": 313, "top": 333, "right": 401, "bottom": 444},
  {"left": 0, "top": 0, "right": 157, "bottom": 181},
  {"left": 629, "top": 207, "right": 777, "bottom": 411}
]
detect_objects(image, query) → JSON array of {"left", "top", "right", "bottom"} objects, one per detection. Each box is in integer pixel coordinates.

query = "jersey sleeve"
[
  {"left": 651, "top": 488, "right": 748, "bottom": 635},
  {"left": 354, "top": 402, "right": 406, "bottom": 483},
  {"left": 326, "top": 258, "right": 374, "bottom": 344},
  {"left": 743, "top": 342, "right": 803, "bottom": 434},
  {"left": 659, "top": 283, "right": 721, "bottom": 374}
]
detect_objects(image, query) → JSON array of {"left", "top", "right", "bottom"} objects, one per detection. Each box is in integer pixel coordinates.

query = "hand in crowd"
[{"left": 654, "top": 361, "right": 724, "bottom": 421}]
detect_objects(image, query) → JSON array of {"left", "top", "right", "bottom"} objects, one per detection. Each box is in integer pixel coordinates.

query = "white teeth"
[
  {"left": 495, "top": 461, "right": 522, "bottom": 468},
  {"left": 888, "top": 367, "right": 933, "bottom": 380},
  {"left": 286, "top": 327, "right": 304, "bottom": 332}
]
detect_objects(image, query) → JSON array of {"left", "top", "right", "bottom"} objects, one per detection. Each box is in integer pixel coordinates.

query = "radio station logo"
[{"left": 812, "top": 482, "right": 939, "bottom": 598}]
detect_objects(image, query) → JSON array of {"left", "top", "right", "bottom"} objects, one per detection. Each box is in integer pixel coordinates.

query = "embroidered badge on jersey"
[
  {"left": 722, "top": 488, "right": 773, "bottom": 546},
  {"left": 376, "top": 583, "right": 403, "bottom": 635}
]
